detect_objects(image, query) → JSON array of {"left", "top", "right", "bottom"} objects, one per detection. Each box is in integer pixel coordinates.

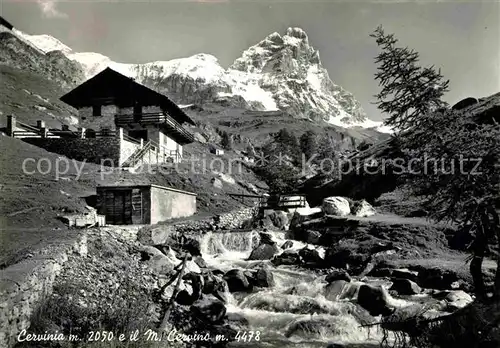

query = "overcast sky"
[{"left": 1, "top": 0, "right": 499, "bottom": 121}]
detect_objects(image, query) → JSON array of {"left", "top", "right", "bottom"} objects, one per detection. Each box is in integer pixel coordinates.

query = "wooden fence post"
[{"left": 7, "top": 115, "right": 16, "bottom": 137}]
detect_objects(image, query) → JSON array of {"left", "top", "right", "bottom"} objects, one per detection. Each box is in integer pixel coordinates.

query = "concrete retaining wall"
[
  {"left": 0, "top": 233, "right": 88, "bottom": 348},
  {"left": 150, "top": 186, "right": 197, "bottom": 224}
]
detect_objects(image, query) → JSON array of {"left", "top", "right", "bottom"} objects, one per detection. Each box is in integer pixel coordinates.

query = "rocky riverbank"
[{"left": 10, "top": 196, "right": 486, "bottom": 348}]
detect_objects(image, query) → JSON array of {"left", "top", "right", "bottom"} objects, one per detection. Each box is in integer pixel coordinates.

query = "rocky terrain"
[
  {"left": 8, "top": 194, "right": 488, "bottom": 348},
  {"left": 0, "top": 29, "right": 84, "bottom": 90}
]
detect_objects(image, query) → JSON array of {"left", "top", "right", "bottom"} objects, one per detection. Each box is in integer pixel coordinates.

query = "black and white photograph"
[{"left": 0, "top": 0, "right": 499, "bottom": 347}]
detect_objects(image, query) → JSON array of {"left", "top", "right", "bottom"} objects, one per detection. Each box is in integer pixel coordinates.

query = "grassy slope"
[
  {"left": 0, "top": 135, "right": 267, "bottom": 266},
  {"left": 0, "top": 65, "right": 78, "bottom": 129}
]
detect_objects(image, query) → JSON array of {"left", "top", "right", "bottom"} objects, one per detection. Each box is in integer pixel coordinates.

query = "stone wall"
[
  {"left": 118, "top": 106, "right": 163, "bottom": 115},
  {"left": 171, "top": 207, "right": 255, "bottom": 233},
  {"left": 0, "top": 233, "right": 88, "bottom": 348},
  {"left": 79, "top": 106, "right": 117, "bottom": 130},
  {"left": 23, "top": 137, "right": 121, "bottom": 166}
]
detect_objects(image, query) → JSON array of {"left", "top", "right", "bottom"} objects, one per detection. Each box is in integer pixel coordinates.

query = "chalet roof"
[
  {"left": 0, "top": 16, "right": 14, "bottom": 30},
  {"left": 60, "top": 68, "right": 195, "bottom": 125}
]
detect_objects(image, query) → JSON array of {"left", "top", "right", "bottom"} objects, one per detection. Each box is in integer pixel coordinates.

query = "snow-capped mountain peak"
[
  {"left": 14, "top": 25, "right": 390, "bottom": 132},
  {"left": 229, "top": 27, "right": 367, "bottom": 124}
]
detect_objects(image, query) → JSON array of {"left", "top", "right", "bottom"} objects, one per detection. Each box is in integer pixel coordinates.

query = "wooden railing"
[
  {"left": 228, "top": 193, "right": 265, "bottom": 205},
  {"left": 17, "top": 122, "right": 41, "bottom": 132},
  {"left": 12, "top": 130, "right": 46, "bottom": 138},
  {"left": 12, "top": 130, "right": 65, "bottom": 138},
  {"left": 85, "top": 130, "right": 116, "bottom": 138},
  {"left": 122, "top": 133, "right": 141, "bottom": 144},
  {"left": 121, "top": 139, "right": 182, "bottom": 168},
  {"left": 122, "top": 140, "right": 153, "bottom": 168},
  {"left": 259, "top": 194, "right": 307, "bottom": 210},
  {"left": 115, "top": 112, "right": 194, "bottom": 143},
  {"left": 12, "top": 129, "right": 117, "bottom": 139}
]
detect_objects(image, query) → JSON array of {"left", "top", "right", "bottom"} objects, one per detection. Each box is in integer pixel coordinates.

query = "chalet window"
[{"left": 92, "top": 105, "right": 102, "bottom": 116}]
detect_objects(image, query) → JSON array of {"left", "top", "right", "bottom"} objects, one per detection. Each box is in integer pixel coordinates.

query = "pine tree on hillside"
[
  {"left": 371, "top": 25, "right": 450, "bottom": 132},
  {"left": 220, "top": 131, "right": 233, "bottom": 150},
  {"left": 274, "top": 129, "right": 301, "bottom": 164},
  {"left": 317, "top": 133, "right": 335, "bottom": 160},
  {"left": 300, "top": 130, "right": 318, "bottom": 160}
]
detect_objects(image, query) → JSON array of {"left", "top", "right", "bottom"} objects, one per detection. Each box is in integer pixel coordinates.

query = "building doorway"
[{"left": 104, "top": 190, "right": 132, "bottom": 225}]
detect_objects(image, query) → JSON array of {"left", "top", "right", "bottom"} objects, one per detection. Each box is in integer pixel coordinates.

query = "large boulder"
[
  {"left": 139, "top": 245, "right": 165, "bottom": 260},
  {"left": 271, "top": 249, "right": 301, "bottom": 266},
  {"left": 289, "top": 209, "right": 324, "bottom": 230},
  {"left": 184, "top": 259, "right": 202, "bottom": 274},
  {"left": 254, "top": 268, "right": 275, "bottom": 288},
  {"left": 298, "top": 246, "right": 324, "bottom": 265},
  {"left": 452, "top": 97, "right": 479, "bottom": 110},
  {"left": 285, "top": 318, "right": 338, "bottom": 339},
  {"left": 322, "top": 197, "right": 351, "bottom": 216},
  {"left": 211, "top": 177, "right": 223, "bottom": 189},
  {"left": 266, "top": 210, "right": 289, "bottom": 230},
  {"left": 351, "top": 199, "right": 376, "bottom": 217},
  {"left": 223, "top": 269, "right": 252, "bottom": 292},
  {"left": 259, "top": 232, "right": 275, "bottom": 245},
  {"left": 193, "top": 132, "right": 207, "bottom": 143},
  {"left": 324, "top": 280, "right": 359, "bottom": 301},
  {"left": 190, "top": 295, "right": 227, "bottom": 324},
  {"left": 357, "top": 284, "right": 394, "bottom": 316},
  {"left": 389, "top": 278, "right": 421, "bottom": 295},
  {"left": 248, "top": 243, "right": 279, "bottom": 260},
  {"left": 140, "top": 247, "right": 177, "bottom": 274},
  {"left": 444, "top": 290, "right": 473, "bottom": 310},
  {"left": 176, "top": 272, "right": 205, "bottom": 305},
  {"left": 137, "top": 225, "right": 175, "bottom": 246},
  {"left": 325, "top": 269, "right": 352, "bottom": 283},
  {"left": 392, "top": 268, "right": 418, "bottom": 282},
  {"left": 202, "top": 272, "right": 230, "bottom": 303},
  {"left": 416, "top": 267, "right": 460, "bottom": 290},
  {"left": 183, "top": 238, "right": 202, "bottom": 257},
  {"left": 304, "top": 230, "right": 322, "bottom": 244},
  {"left": 324, "top": 247, "right": 370, "bottom": 274}
]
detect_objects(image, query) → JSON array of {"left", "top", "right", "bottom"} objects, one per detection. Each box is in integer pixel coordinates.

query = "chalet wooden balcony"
[{"left": 114, "top": 112, "right": 194, "bottom": 144}]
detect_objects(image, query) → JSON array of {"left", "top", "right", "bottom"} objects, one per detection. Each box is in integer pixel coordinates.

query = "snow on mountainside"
[
  {"left": 13, "top": 29, "right": 73, "bottom": 55},
  {"left": 15, "top": 26, "right": 390, "bottom": 132}
]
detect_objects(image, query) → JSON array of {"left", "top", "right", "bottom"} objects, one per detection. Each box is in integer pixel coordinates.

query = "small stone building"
[{"left": 96, "top": 184, "right": 196, "bottom": 225}]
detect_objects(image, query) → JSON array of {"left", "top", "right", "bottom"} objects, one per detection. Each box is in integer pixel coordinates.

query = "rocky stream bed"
[{"left": 15, "top": 201, "right": 480, "bottom": 348}]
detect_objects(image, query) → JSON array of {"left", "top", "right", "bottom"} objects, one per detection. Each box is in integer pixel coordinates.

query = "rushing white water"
[{"left": 198, "top": 231, "right": 385, "bottom": 348}]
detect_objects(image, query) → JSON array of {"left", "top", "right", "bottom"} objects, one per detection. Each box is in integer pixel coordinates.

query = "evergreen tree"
[
  {"left": 317, "top": 133, "right": 335, "bottom": 161},
  {"left": 274, "top": 128, "right": 301, "bottom": 164},
  {"left": 403, "top": 108, "right": 500, "bottom": 300},
  {"left": 371, "top": 25, "right": 450, "bottom": 132},
  {"left": 220, "top": 131, "right": 233, "bottom": 150},
  {"left": 300, "top": 130, "right": 318, "bottom": 160}
]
